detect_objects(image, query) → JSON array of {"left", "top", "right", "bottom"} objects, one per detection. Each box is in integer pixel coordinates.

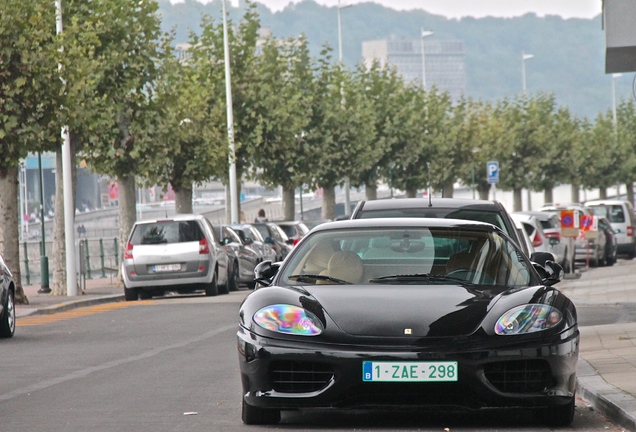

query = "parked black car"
[
  {"left": 239, "top": 218, "right": 577, "bottom": 426},
  {"left": 251, "top": 222, "right": 293, "bottom": 261},
  {"left": 0, "top": 253, "right": 16, "bottom": 338}
]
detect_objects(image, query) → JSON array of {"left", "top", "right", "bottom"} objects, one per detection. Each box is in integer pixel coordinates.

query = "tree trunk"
[
  {"left": 282, "top": 186, "right": 295, "bottom": 221},
  {"left": 477, "top": 182, "right": 490, "bottom": 200},
  {"left": 599, "top": 188, "right": 608, "bottom": 199},
  {"left": 321, "top": 185, "right": 336, "bottom": 220},
  {"left": 442, "top": 181, "right": 454, "bottom": 198},
  {"left": 406, "top": 188, "right": 417, "bottom": 198},
  {"left": 365, "top": 183, "right": 377, "bottom": 201},
  {"left": 571, "top": 183, "right": 580, "bottom": 203},
  {"left": 174, "top": 183, "right": 193, "bottom": 214},
  {"left": 513, "top": 188, "right": 522, "bottom": 211},
  {"left": 118, "top": 175, "right": 136, "bottom": 283},
  {"left": 627, "top": 182, "right": 635, "bottom": 207},
  {"left": 544, "top": 188, "right": 554, "bottom": 205},
  {"left": 0, "top": 165, "right": 28, "bottom": 305}
]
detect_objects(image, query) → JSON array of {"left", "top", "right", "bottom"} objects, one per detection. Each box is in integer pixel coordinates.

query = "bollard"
[
  {"left": 23, "top": 242, "right": 30, "bottom": 285},
  {"left": 99, "top": 239, "right": 106, "bottom": 278},
  {"left": 38, "top": 256, "right": 51, "bottom": 293}
]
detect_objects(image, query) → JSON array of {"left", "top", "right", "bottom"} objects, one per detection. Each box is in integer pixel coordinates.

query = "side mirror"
[
  {"left": 530, "top": 251, "right": 556, "bottom": 267},
  {"left": 531, "top": 258, "right": 563, "bottom": 287},
  {"left": 254, "top": 260, "right": 279, "bottom": 287}
]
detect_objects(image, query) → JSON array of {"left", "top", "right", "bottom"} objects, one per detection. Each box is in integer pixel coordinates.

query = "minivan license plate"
[
  {"left": 153, "top": 264, "right": 181, "bottom": 272},
  {"left": 362, "top": 361, "right": 458, "bottom": 382}
]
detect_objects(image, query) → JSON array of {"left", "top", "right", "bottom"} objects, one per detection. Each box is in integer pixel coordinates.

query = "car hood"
[{"left": 303, "top": 284, "right": 505, "bottom": 338}]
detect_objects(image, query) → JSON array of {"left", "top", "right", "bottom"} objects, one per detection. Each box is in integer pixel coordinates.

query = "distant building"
[{"left": 362, "top": 38, "right": 467, "bottom": 102}]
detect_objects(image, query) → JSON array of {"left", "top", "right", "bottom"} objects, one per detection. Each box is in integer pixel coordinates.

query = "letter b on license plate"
[{"left": 362, "top": 361, "right": 458, "bottom": 382}]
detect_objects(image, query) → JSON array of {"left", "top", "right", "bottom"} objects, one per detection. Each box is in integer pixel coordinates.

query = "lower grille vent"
[
  {"left": 484, "top": 359, "right": 551, "bottom": 394},
  {"left": 270, "top": 361, "right": 334, "bottom": 393}
]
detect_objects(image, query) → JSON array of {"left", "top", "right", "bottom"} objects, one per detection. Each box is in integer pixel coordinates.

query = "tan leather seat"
[
  {"left": 304, "top": 242, "right": 337, "bottom": 275},
  {"left": 323, "top": 251, "right": 364, "bottom": 283}
]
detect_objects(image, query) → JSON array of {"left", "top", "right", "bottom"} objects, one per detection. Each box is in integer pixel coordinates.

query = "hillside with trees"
[{"left": 156, "top": 0, "right": 620, "bottom": 120}]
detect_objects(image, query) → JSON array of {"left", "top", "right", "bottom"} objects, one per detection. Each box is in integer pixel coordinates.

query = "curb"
[
  {"left": 16, "top": 294, "right": 125, "bottom": 318},
  {"left": 577, "top": 358, "right": 636, "bottom": 431}
]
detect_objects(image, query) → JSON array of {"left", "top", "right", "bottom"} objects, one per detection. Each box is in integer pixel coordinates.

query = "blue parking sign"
[{"left": 486, "top": 161, "right": 499, "bottom": 184}]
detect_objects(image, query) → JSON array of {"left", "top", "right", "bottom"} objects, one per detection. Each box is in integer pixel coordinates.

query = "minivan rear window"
[
  {"left": 589, "top": 205, "right": 625, "bottom": 223},
  {"left": 130, "top": 220, "right": 204, "bottom": 245}
]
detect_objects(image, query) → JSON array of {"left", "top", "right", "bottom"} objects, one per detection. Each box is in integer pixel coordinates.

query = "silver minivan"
[
  {"left": 585, "top": 199, "right": 636, "bottom": 258},
  {"left": 121, "top": 214, "right": 230, "bottom": 300}
]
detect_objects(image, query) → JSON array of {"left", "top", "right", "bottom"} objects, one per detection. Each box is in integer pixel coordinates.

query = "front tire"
[
  {"left": 0, "top": 289, "right": 15, "bottom": 338},
  {"left": 537, "top": 397, "right": 575, "bottom": 427},
  {"left": 228, "top": 263, "right": 240, "bottom": 292},
  {"left": 242, "top": 399, "right": 280, "bottom": 425}
]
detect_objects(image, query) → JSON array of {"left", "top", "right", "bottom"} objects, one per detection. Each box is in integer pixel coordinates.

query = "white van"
[{"left": 585, "top": 199, "right": 636, "bottom": 258}]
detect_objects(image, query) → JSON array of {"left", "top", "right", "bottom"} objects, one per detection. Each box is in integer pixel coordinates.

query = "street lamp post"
[
  {"left": 522, "top": 52, "right": 534, "bottom": 96},
  {"left": 612, "top": 73, "right": 622, "bottom": 128},
  {"left": 522, "top": 52, "right": 534, "bottom": 210},
  {"left": 221, "top": 0, "right": 239, "bottom": 224},
  {"left": 55, "top": 0, "right": 77, "bottom": 296},
  {"left": 612, "top": 73, "right": 623, "bottom": 198},
  {"left": 338, "top": 0, "right": 352, "bottom": 216},
  {"left": 420, "top": 29, "right": 434, "bottom": 90},
  {"left": 38, "top": 153, "right": 50, "bottom": 293}
]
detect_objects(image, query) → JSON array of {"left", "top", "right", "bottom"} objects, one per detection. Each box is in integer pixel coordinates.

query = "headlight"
[
  {"left": 495, "top": 304, "right": 562, "bottom": 335},
  {"left": 253, "top": 304, "right": 323, "bottom": 336}
]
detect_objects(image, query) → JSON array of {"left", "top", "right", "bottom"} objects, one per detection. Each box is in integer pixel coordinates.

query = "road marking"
[{"left": 17, "top": 301, "right": 156, "bottom": 326}]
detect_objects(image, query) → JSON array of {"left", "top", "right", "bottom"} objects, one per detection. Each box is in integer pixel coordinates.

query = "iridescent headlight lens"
[
  {"left": 495, "top": 304, "right": 562, "bottom": 335},
  {"left": 253, "top": 304, "right": 323, "bottom": 336}
]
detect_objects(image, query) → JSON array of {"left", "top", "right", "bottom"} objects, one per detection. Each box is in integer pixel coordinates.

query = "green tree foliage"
[
  {"left": 305, "top": 49, "right": 376, "bottom": 219},
  {"left": 147, "top": 35, "right": 227, "bottom": 214},
  {"left": 247, "top": 34, "right": 315, "bottom": 220},
  {"left": 0, "top": 0, "right": 59, "bottom": 304}
]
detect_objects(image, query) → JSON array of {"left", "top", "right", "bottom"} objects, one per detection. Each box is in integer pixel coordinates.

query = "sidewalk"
[
  {"left": 16, "top": 276, "right": 123, "bottom": 318},
  {"left": 14, "top": 273, "right": 636, "bottom": 431}
]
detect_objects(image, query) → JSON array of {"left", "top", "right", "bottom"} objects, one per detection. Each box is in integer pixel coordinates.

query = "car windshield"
[{"left": 280, "top": 226, "right": 535, "bottom": 288}]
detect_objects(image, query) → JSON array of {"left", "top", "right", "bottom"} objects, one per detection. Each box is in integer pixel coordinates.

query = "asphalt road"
[{"left": 1, "top": 289, "right": 624, "bottom": 431}]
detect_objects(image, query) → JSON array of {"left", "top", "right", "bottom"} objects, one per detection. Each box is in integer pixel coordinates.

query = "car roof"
[
  {"left": 357, "top": 197, "right": 502, "bottom": 211},
  {"left": 514, "top": 211, "right": 556, "bottom": 221},
  {"left": 584, "top": 199, "right": 629, "bottom": 205},
  {"left": 310, "top": 217, "right": 500, "bottom": 232}
]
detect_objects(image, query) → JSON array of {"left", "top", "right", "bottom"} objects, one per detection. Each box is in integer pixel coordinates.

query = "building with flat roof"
[{"left": 362, "top": 38, "right": 467, "bottom": 102}]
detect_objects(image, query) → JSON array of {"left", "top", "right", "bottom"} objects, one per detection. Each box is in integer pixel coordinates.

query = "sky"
[{"left": 187, "top": 0, "right": 603, "bottom": 19}]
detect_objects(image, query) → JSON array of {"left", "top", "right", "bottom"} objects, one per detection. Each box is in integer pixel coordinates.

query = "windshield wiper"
[
  {"left": 369, "top": 273, "right": 477, "bottom": 286},
  {"left": 287, "top": 274, "right": 352, "bottom": 285}
]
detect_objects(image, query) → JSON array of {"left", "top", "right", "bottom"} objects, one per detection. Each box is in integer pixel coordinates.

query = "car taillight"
[
  {"left": 545, "top": 232, "right": 561, "bottom": 241},
  {"left": 199, "top": 238, "right": 210, "bottom": 254},
  {"left": 629, "top": 226, "right": 633, "bottom": 237},
  {"left": 293, "top": 238, "right": 300, "bottom": 246},
  {"left": 124, "top": 242, "right": 133, "bottom": 260},
  {"left": 532, "top": 232, "right": 543, "bottom": 248}
]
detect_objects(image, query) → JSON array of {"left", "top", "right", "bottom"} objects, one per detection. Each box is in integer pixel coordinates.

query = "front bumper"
[{"left": 237, "top": 326, "right": 579, "bottom": 412}]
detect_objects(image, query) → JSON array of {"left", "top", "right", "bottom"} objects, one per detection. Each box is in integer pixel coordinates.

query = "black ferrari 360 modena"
[{"left": 237, "top": 218, "right": 579, "bottom": 426}]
